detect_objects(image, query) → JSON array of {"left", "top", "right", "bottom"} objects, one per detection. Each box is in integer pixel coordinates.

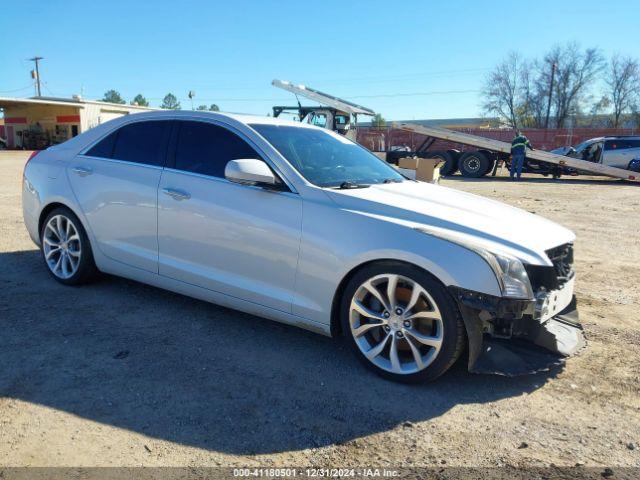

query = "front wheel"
[{"left": 340, "top": 262, "right": 465, "bottom": 383}]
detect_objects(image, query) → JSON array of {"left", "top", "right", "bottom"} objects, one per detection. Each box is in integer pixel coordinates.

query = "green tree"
[
  {"left": 196, "top": 104, "right": 220, "bottom": 112},
  {"left": 102, "top": 90, "right": 126, "bottom": 104},
  {"left": 160, "top": 93, "right": 181, "bottom": 110},
  {"left": 371, "top": 113, "right": 386, "bottom": 129},
  {"left": 130, "top": 94, "right": 149, "bottom": 107}
]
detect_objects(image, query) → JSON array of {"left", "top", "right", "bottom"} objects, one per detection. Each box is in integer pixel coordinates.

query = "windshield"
[{"left": 250, "top": 124, "right": 404, "bottom": 187}]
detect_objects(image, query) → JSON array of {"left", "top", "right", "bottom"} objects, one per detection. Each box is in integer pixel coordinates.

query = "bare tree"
[
  {"left": 607, "top": 55, "right": 640, "bottom": 128},
  {"left": 482, "top": 44, "right": 608, "bottom": 129},
  {"left": 481, "top": 52, "right": 522, "bottom": 128},
  {"left": 545, "top": 43, "right": 605, "bottom": 128},
  {"left": 518, "top": 60, "right": 549, "bottom": 128}
]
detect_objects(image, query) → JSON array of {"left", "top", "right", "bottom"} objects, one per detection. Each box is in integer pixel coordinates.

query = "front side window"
[
  {"left": 583, "top": 142, "right": 603, "bottom": 163},
  {"left": 251, "top": 124, "right": 404, "bottom": 187},
  {"left": 174, "top": 121, "right": 261, "bottom": 178}
]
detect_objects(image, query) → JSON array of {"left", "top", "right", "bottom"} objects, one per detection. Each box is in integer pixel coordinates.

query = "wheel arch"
[{"left": 37, "top": 200, "right": 92, "bottom": 248}]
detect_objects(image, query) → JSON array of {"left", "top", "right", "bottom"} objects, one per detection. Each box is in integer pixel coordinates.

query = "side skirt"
[{"left": 98, "top": 259, "right": 331, "bottom": 337}]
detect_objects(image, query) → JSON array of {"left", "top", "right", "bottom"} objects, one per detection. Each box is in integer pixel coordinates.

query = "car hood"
[{"left": 324, "top": 181, "right": 575, "bottom": 266}]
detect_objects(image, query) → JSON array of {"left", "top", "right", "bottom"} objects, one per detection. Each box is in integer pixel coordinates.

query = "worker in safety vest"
[{"left": 510, "top": 130, "right": 534, "bottom": 180}]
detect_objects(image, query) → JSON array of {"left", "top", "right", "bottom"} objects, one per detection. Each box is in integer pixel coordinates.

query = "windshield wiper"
[
  {"left": 333, "top": 181, "right": 370, "bottom": 189},
  {"left": 382, "top": 178, "right": 403, "bottom": 183}
]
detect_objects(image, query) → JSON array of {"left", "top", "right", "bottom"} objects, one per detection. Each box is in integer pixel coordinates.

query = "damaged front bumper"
[{"left": 449, "top": 284, "right": 585, "bottom": 376}]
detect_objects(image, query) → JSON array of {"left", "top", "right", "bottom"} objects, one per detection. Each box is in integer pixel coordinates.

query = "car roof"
[
  {"left": 115, "top": 109, "right": 313, "bottom": 128},
  {"left": 579, "top": 136, "right": 640, "bottom": 143}
]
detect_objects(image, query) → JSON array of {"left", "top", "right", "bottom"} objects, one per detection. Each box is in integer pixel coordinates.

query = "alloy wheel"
[
  {"left": 43, "top": 214, "right": 82, "bottom": 279},
  {"left": 349, "top": 274, "right": 444, "bottom": 375}
]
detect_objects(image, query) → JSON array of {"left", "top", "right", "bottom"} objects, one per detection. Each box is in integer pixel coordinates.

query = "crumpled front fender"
[{"left": 449, "top": 287, "right": 585, "bottom": 376}]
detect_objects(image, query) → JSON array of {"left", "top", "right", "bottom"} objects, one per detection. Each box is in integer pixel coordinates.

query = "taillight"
[{"left": 23, "top": 150, "right": 41, "bottom": 176}]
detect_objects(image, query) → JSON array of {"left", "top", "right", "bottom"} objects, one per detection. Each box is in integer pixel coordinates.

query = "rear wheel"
[
  {"left": 340, "top": 262, "right": 465, "bottom": 383},
  {"left": 459, "top": 151, "right": 490, "bottom": 178},
  {"left": 40, "top": 207, "right": 97, "bottom": 285}
]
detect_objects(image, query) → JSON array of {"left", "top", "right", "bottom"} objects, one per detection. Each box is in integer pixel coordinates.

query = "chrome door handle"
[
  {"left": 72, "top": 166, "right": 93, "bottom": 177},
  {"left": 162, "top": 188, "right": 191, "bottom": 201}
]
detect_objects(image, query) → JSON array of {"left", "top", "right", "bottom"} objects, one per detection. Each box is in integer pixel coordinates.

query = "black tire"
[
  {"left": 424, "top": 151, "right": 457, "bottom": 176},
  {"left": 40, "top": 207, "right": 98, "bottom": 285},
  {"left": 340, "top": 261, "right": 465, "bottom": 383},
  {"left": 458, "top": 151, "right": 490, "bottom": 178}
]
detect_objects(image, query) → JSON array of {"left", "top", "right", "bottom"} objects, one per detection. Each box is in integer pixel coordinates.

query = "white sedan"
[{"left": 22, "top": 111, "right": 583, "bottom": 382}]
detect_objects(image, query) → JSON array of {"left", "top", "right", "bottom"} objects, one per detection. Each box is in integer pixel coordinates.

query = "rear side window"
[
  {"left": 173, "top": 121, "right": 261, "bottom": 178},
  {"left": 86, "top": 121, "right": 169, "bottom": 166},
  {"left": 86, "top": 131, "right": 116, "bottom": 158},
  {"left": 605, "top": 139, "right": 640, "bottom": 150},
  {"left": 112, "top": 121, "right": 169, "bottom": 166}
]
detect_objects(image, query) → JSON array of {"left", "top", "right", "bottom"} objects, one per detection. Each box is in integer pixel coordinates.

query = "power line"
[
  {"left": 349, "top": 89, "right": 480, "bottom": 99},
  {"left": 0, "top": 83, "right": 36, "bottom": 94}
]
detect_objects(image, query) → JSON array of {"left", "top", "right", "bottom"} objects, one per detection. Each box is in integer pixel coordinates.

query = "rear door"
[
  {"left": 604, "top": 139, "right": 640, "bottom": 169},
  {"left": 68, "top": 120, "right": 171, "bottom": 272}
]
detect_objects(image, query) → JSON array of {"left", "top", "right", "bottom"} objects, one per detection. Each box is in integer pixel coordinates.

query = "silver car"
[
  {"left": 22, "top": 111, "right": 583, "bottom": 382},
  {"left": 567, "top": 136, "right": 640, "bottom": 170}
]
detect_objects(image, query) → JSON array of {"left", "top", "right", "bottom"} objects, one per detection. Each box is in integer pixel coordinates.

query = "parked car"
[{"left": 22, "top": 111, "right": 583, "bottom": 382}]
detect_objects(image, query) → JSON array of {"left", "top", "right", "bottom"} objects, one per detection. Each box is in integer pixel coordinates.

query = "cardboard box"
[
  {"left": 415, "top": 157, "right": 441, "bottom": 183},
  {"left": 396, "top": 156, "right": 441, "bottom": 183},
  {"left": 398, "top": 156, "right": 419, "bottom": 170}
]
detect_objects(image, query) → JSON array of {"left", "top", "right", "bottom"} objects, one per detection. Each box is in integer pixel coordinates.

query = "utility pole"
[
  {"left": 29, "top": 56, "right": 44, "bottom": 97},
  {"left": 544, "top": 61, "right": 556, "bottom": 129}
]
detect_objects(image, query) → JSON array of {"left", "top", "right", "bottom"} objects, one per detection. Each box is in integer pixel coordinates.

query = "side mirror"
[{"left": 225, "top": 159, "right": 278, "bottom": 186}]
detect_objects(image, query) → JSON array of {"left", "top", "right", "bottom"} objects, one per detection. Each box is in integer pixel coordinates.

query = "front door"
[
  {"left": 157, "top": 120, "right": 302, "bottom": 313},
  {"left": 68, "top": 120, "right": 171, "bottom": 272}
]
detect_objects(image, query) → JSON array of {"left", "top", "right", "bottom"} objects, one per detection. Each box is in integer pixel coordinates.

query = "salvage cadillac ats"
[{"left": 22, "top": 111, "right": 584, "bottom": 382}]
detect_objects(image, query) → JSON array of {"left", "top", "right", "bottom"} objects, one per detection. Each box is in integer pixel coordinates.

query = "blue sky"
[{"left": 2, "top": 0, "right": 638, "bottom": 120}]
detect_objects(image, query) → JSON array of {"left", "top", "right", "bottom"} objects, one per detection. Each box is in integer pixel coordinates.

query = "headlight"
[
  {"left": 414, "top": 227, "right": 534, "bottom": 299},
  {"left": 476, "top": 250, "right": 533, "bottom": 299}
]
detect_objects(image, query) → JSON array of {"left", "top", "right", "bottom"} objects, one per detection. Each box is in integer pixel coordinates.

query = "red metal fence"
[{"left": 357, "top": 127, "right": 638, "bottom": 153}]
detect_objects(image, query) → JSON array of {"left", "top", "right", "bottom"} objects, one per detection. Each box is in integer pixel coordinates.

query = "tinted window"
[
  {"left": 111, "top": 121, "right": 169, "bottom": 166},
  {"left": 174, "top": 121, "right": 261, "bottom": 178},
  {"left": 605, "top": 139, "right": 640, "bottom": 150},
  {"left": 86, "top": 131, "right": 116, "bottom": 158}
]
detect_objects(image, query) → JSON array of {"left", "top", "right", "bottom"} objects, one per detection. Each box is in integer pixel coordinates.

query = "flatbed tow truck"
[
  {"left": 272, "top": 79, "right": 639, "bottom": 183},
  {"left": 395, "top": 123, "right": 639, "bottom": 182}
]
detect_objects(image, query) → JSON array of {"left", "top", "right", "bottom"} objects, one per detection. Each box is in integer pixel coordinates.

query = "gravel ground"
[{"left": 1, "top": 151, "right": 639, "bottom": 470}]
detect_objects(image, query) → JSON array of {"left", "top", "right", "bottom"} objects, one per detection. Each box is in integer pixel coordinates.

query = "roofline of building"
[{"left": 0, "top": 96, "right": 157, "bottom": 111}]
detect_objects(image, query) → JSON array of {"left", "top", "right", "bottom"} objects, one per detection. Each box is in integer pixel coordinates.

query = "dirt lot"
[{"left": 1, "top": 151, "right": 639, "bottom": 470}]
